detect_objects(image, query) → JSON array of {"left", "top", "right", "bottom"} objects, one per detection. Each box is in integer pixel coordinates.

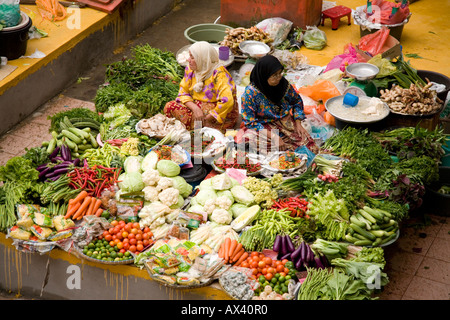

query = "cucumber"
[
  {"left": 88, "top": 133, "right": 98, "bottom": 148},
  {"left": 68, "top": 127, "right": 90, "bottom": 139},
  {"left": 82, "top": 127, "right": 91, "bottom": 133},
  {"left": 61, "top": 130, "right": 82, "bottom": 144},
  {"left": 56, "top": 139, "right": 63, "bottom": 147},
  {"left": 372, "top": 238, "right": 383, "bottom": 247},
  {"left": 353, "top": 233, "right": 369, "bottom": 241},
  {"left": 378, "top": 220, "right": 397, "bottom": 229},
  {"left": 350, "top": 215, "right": 366, "bottom": 228},
  {"left": 51, "top": 131, "right": 58, "bottom": 139},
  {"left": 345, "top": 234, "right": 359, "bottom": 243},
  {"left": 369, "top": 230, "right": 388, "bottom": 238},
  {"left": 70, "top": 117, "right": 101, "bottom": 126},
  {"left": 356, "top": 213, "right": 372, "bottom": 230},
  {"left": 358, "top": 209, "right": 377, "bottom": 224},
  {"left": 350, "top": 223, "right": 376, "bottom": 241},
  {"left": 354, "top": 240, "right": 372, "bottom": 246},
  {"left": 63, "top": 116, "right": 74, "bottom": 129},
  {"left": 380, "top": 232, "right": 397, "bottom": 245},
  {"left": 59, "top": 121, "right": 70, "bottom": 132},
  {"left": 77, "top": 144, "right": 93, "bottom": 151},
  {"left": 73, "top": 122, "right": 100, "bottom": 130},
  {"left": 63, "top": 137, "right": 78, "bottom": 151},
  {"left": 46, "top": 138, "right": 57, "bottom": 154},
  {"left": 41, "top": 141, "right": 50, "bottom": 147},
  {"left": 362, "top": 206, "right": 385, "bottom": 222}
]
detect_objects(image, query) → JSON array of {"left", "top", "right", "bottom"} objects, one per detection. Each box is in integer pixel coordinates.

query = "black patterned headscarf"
[{"left": 250, "top": 55, "right": 289, "bottom": 106}]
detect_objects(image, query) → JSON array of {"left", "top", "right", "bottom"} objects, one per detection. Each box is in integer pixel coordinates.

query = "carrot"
[
  {"left": 95, "top": 208, "right": 103, "bottom": 217},
  {"left": 91, "top": 199, "right": 102, "bottom": 216},
  {"left": 85, "top": 197, "right": 97, "bottom": 216},
  {"left": 71, "top": 190, "right": 88, "bottom": 205},
  {"left": 223, "top": 237, "right": 231, "bottom": 262},
  {"left": 232, "top": 248, "right": 245, "bottom": 263},
  {"left": 228, "top": 239, "right": 238, "bottom": 262},
  {"left": 72, "top": 196, "right": 91, "bottom": 220},
  {"left": 218, "top": 243, "right": 225, "bottom": 258},
  {"left": 231, "top": 243, "right": 243, "bottom": 262},
  {"left": 234, "top": 251, "right": 249, "bottom": 266},
  {"left": 64, "top": 202, "right": 81, "bottom": 219}
]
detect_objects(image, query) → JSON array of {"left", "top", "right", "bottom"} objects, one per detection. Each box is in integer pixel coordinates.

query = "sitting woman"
[
  {"left": 239, "top": 55, "right": 318, "bottom": 153},
  {"left": 164, "top": 41, "right": 239, "bottom": 133}
]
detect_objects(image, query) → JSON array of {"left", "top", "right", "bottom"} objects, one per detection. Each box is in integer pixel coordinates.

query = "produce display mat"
[
  {"left": 218, "top": 278, "right": 239, "bottom": 300},
  {"left": 143, "top": 262, "right": 214, "bottom": 289},
  {"left": 74, "top": 245, "right": 135, "bottom": 265}
]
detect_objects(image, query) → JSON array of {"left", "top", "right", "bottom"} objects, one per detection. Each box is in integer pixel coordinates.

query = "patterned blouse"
[
  {"left": 240, "top": 83, "right": 305, "bottom": 131},
  {"left": 176, "top": 65, "right": 236, "bottom": 124}
]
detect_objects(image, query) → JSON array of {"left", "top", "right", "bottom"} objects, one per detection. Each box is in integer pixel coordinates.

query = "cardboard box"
[{"left": 356, "top": 35, "right": 402, "bottom": 61}]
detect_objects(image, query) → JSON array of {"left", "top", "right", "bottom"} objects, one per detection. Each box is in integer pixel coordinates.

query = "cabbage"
[
  {"left": 124, "top": 156, "right": 143, "bottom": 173},
  {"left": 230, "top": 185, "right": 254, "bottom": 206},
  {"left": 157, "top": 159, "right": 180, "bottom": 177},
  {"left": 230, "top": 177, "right": 241, "bottom": 187},
  {"left": 195, "top": 189, "right": 217, "bottom": 206},
  {"left": 141, "top": 151, "right": 159, "bottom": 172},
  {"left": 172, "top": 176, "right": 193, "bottom": 198},
  {"left": 198, "top": 179, "right": 212, "bottom": 190},
  {"left": 170, "top": 195, "right": 185, "bottom": 209},
  {"left": 188, "top": 204, "right": 207, "bottom": 214},
  {"left": 189, "top": 196, "right": 199, "bottom": 207},
  {"left": 118, "top": 172, "right": 145, "bottom": 193},
  {"left": 211, "top": 173, "right": 232, "bottom": 190},
  {"left": 230, "top": 203, "right": 249, "bottom": 218},
  {"left": 217, "top": 190, "right": 234, "bottom": 204}
]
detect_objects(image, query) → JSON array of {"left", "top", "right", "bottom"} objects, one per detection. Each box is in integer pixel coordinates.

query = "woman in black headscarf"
[{"left": 239, "top": 55, "right": 317, "bottom": 153}]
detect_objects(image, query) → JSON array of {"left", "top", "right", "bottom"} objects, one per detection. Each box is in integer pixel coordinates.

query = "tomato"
[
  {"left": 119, "top": 248, "right": 126, "bottom": 254},
  {"left": 279, "top": 272, "right": 286, "bottom": 277},
  {"left": 112, "top": 235, "right": 117, "bottom": 241},
  {"left": 123, "top": 242, "right": 130, "bottom": 250},
  {"left": 116, "top": 233, "right": 123, "bottom": 240},
  {"left": 250, "top": 251, "right": 259, "bottom": 257},
  {"left": 281, "top": 259, "right": 289, "bottom": 265},
  {"left": 275, "top": 260, "right": 283, "bottom": 266},
  {"left": 122, "top": 238, "right": 129, "bottom": 244},
  {"left": 241, "top": 261, "right": 249, "bottom": 268},
  {"left": 114, "top": 226, "right": 122, "bottom": 234},
  {"left": 252, "top": 268, "right": 258, "bottom": 275},
  {"left": 108, "top": 228, "right": 115, "bottom": 234},
  {"left": 127, "top": 233, "right": 135, "bottom": 240},
  {"left": 116, "top": 242, "right": 123, "bottom": 250},
  {"left": 250, "top": 261, "right": 259, "bottom": 269},
  {"left": 124, "top": 224, "right": 132, "bottom": 233},
  {"left": 267, "top": 267, "right": 276, "bottom": 275},
  {"left": 129, "top": 238, "right": 137, "bottom": 245},
  {"left": 109, "top": 241, "right": 115, "bottom": 247},
  {"left": 136, "top": 244, "right": 144, "bottom": 252},
  {"left": 104, "top": 234, "right": 112, "bottom": 242},
  {"left": 276, "top": 264, "right": 284, "bottom": 273},
  {"left": 259, "top": 253, "right": 265, "bottom": 259},
  {"left": 142, "top": 239, "right": 150, "bottom": 247},
  {"left": 261, "top": 268, "right": 268, "bottom": 275},
  {"left": 102, "top": 231, "right": 110, "bottom": 237},
  {"left": 129, "top": 245, "right": 136, "bottom": 253},
  {"left": 131, "top": 228, "right": 139, "bottom": 235},
  {"left": 118, "top": 220, "right": 126, "bottom": 226},
  {"left": 265, "top": 273, "right": 273, "bottom": 281},
  {"left": 263, "top": 257, "right": 272, "bottom": 266},
  {"left": 122, "top": 231, "right": 129, "bottom": 239},
  {"left": 284, "top": 267, "right": 289, "bottom": 274},
  {"left": 147, "top": 232, "right": 153, "bottom": 238},
  {"left": 142, "top": 233, "right": 150, "bottom": 240},
  {"left": 110, "top": 220, "right": 119, "bottom": 227},
  {"left": 98, "top": 235, "right": 103, "bottom": 240},
  {"left": 132, "top": 222, "right": 140, "bottom": 229},
  {"left": 143, "top": 227, "right": 151, "bottom": 233},
  {"left": 135, "top": 233, "right": 143, "bottom": 241},
  {"left": 252, "top": 256, "right": 260, "bottom": 263},
  {"left": 258, "top": 260, "right": 266, "bottom": 269}
]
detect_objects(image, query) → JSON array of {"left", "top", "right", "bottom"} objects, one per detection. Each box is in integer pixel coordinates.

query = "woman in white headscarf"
[{"left": 164, "top": 41, "right": 239, "bottom": 132}]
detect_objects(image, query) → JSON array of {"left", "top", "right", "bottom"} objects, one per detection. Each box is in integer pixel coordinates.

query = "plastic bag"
[
  {"left": 365, "top": 0, "right": 410, "bottom": 25},
  {"left": 324, "top": 43, "right": 361, "bottom": 73},
  {"left": 255, "top": 17, "right": 293, "bottom": 46},
  {"left": 304, "top": 109, "right": 335, "bottom": 142},
  {"left": 0, "top": 0, "right": 20, "bottom": 28},
  {"left": 297, "top": 79, "right": 341, "bottom": 103},
  {"left": 303, "top": 26, "right": 327, "bottom": 50},
  {"left": 368, "top": 55, "right": 397, "bottom": 78},
  {"left": 358, "top": 27, "right": 390, "bottom": 57}
]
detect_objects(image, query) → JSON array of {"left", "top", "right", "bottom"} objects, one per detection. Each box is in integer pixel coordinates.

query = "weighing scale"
[{"left": 344, "top": 63, "right": 380, "bottom": 97}]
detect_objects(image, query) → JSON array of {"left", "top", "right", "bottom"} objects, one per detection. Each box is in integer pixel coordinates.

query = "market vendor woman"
[
  {"left": 164, "top": 41, "right": 239, "bottom": 133},
  {"left": 240, "top": 55, "right": 318, "bottom": 153}
]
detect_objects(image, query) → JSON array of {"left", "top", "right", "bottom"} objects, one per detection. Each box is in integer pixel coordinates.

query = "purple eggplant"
[
  {"left": 45, "top": 168, "right": 70, "bottom": 178},
  {"left": 295, "top": 257, "right": 304, "bottom": 270},
  {"left": 279, "top": 235, "right": 287, "bottom": 256},
  {"left": 285, "top": 235, "right": 296, "bottom": 253},
  {"left": 38, "top": 167, "right": 51, "bottom": 179},
  {"left": 300, "top": 241, "right": 307, "bottom": 262},
  {"left": 281, "top": 252, "right": 292, "bottom": 261},
  {"left": 306, "top": 244, "right": 314, "bottom": 262},
  {"left": 72, "top": 158, "right": 81, "bottom": 167},
  {"left": 51, "top": 156, "right": 65, "bottom": 163},
  {"left": 46, "top": 175, "right": 61, "bottom": 182},
  {"left": 49, "top": 146, "right": 61, "bottom": 159},
  {"left": 314, "top": 256, "right": 325, "bottom": 269},
  {"left": 37, "top": 163, "right": 49, "bottom": 171},
  {"left": 273, "top": 235, "right": 282, "bottom": 252},
  {"left": 61, "top": 145, "right": 72, "bottom": 161},
  {"left": 320, "top": 254, "right": 329, "bottom": 267}
]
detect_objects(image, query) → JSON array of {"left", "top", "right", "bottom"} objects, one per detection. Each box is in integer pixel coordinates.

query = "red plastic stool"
[{"left": 321, "top": 5, "right": 352, "bottom": 30}]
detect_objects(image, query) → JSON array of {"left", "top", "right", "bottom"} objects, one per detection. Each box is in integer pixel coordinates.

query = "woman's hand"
[
  {"left": 294, "top": 119, "right": 309, "bottom": 142},
  {"left": 203, "top": 113, "right": 216, "bottom": 126},
  {"left": 186, "top": 102, "right": 204, "bottom": 123}
]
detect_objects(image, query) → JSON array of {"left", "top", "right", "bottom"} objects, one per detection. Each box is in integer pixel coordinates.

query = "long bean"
[{"left": 297, "top": 267, "right": 333, "bottom": 300}]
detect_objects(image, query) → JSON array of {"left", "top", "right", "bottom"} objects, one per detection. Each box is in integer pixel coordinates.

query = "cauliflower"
[
  {"left": 158, "top": 187, "right": 180, "bottom": 207},
  {"left": 156, "top": 177, "right": 173, "bottom": 191},
  {"left": 203, "top": 198, "right": 217, "bottom": 215},
  {"left": 143, "top": 186, "right": 159, "bottom": 202},
  {"left": 142, "top": 168, "right": 161, "bottom": 186},
  {"left": 210, "top": 208, "right": 232, "bottom": 224},
  {"left": 215, "top": 196, "right": 232, "bottom": 210},
  {"left": 243, "top": 177, "right": 278, "bottom": 208}
]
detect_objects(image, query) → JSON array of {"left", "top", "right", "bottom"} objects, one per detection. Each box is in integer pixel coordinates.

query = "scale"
[{"left": 344, "top": 63, "right": 380, "bottom": 97}]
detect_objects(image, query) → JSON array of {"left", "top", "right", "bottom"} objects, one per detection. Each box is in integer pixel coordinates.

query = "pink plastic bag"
[
  {"left": 365, "top": 0, "right": 410, "bottom": 25},
  {"left": 358, "top": 28, "right": 390, "bottom": 57},
  {"left": 324, "top": 44, "right": 361, "bottom": 73}
]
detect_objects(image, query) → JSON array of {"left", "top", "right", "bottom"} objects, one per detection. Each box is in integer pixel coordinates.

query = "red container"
[{"left": 220, "top": 0, "right": 323, "bottom": 29}]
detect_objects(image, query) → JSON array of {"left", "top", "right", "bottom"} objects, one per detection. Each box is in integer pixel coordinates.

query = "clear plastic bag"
[
  {"left": 303, "top": 26, "right": 327, "bottom": 50},
  {"left": 255, "top": 17, "right": 293, "bottom": 46}
]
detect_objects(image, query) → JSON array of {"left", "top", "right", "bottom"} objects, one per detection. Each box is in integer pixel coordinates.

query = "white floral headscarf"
[{"left": 189, "top": 41, "right": 220, "bottom": 93}]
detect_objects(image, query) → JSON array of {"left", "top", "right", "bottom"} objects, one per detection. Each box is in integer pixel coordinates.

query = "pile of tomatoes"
[
  {"left": 238, "top": 251, "right": 291, "bottom": 281},
  {"left": 97, "top": 220, "right": 154, "bottom": 255}
]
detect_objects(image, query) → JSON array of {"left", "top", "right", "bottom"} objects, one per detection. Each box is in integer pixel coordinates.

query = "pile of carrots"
[
  {"left": 36, "top": 0, "right": 67, "bottom": 22},
  {"left": 218, "top": 237, "right": 248, "bottom": 266},
  {"left": 64, "top": 190, "right": 103, "bottom": 220}
]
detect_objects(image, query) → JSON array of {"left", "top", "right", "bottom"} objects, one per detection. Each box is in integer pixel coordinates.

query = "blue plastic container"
[{"left": 343, "top": 93, "right": 359, "bottom": 107}]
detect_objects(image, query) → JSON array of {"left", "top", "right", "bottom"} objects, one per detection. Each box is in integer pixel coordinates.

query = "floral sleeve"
[
  {"left": 285, "top": 84, "right": 305, "bottom": 121},
  {"left": 241, "top": 86, "right": 265, "bottom": 131},
  {"left": 209, "top": 68, "right": 236, "bottom": 124},
  {"left": 176, "top": 66, "right": 195, "bottom": 105}
]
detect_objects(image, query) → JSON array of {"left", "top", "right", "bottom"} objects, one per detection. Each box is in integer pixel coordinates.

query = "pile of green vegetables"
[{"left": 94, "top": 45, "right": 183, "bottom": 118}]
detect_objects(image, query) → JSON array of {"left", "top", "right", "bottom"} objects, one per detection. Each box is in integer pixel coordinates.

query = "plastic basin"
[{"left": 184, "top": 23, "right": 231, "bottom": 44}]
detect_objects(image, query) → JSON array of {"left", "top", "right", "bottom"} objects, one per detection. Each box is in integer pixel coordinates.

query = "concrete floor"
[{"left": 0, "top": 0, "right": 449, "bottom": 300}]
